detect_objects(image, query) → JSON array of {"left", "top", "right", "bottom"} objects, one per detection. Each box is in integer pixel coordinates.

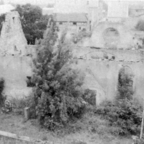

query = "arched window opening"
[{"left": 117, "top": 66, "right": 134, "bottom": 100}]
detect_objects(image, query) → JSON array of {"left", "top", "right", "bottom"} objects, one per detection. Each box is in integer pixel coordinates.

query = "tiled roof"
[{"left": 55, "top": 13, "right": 88, "bottom": 22}]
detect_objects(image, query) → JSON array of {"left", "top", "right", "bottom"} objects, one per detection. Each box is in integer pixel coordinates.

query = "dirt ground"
[{"left": 0, "top": 112, "right": 133, "bottom": 144}]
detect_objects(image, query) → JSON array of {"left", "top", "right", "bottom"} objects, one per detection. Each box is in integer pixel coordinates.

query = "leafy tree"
[
  {"left": 15, "top": 4, "right": 49, "bottom": 44},
  {"left": 28, "top": 17, "right": 86, "bottom": 130}
]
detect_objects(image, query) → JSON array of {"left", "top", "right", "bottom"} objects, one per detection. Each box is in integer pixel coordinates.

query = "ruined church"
[
  {"left": 72, "top": 0, "right": 144, "bottom": 105},
  {"left": 0, "top": 11, "right": 33, "bottom": 100},
  {"left": 0, "top": 0, "right": 144, "bottom": 106}
]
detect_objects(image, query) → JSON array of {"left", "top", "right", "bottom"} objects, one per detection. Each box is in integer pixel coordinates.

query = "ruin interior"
[{"left": 1, "top": 1, "right": 144, "bottom": 106}]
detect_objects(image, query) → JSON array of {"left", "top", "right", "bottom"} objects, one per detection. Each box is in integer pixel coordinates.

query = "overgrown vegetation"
[
  {"left": 15, "top": 4, "right": 49, "bottom": 44},
  {"left": 96, "top": 99, "right": 142, "bottom": 136},
  {"left": 0, "top": 78, "right": 5, "bottom": 107},
  {"left": 24, "top": 14, "right": 143, "bottom": 137},
  {"left": 27, "top": 17, "right": 91, "bottom": 131},
  {"left": 10, "top": 97, "right": 30, "bottom": 115},
  {"left": 136, "top": 20, "right": 144, "bottom": 31},
  {"left": 96, "top": 66, "right": 143, "bottom": 136},
  {"left": 73, "top": 29, "right": 91, "bottom": 44},
  {"left": 0, "top": 14, "right": 5, "bottom": 34},
  {"left": 117, "top": 66, "right": 134, "bottom": 100}
]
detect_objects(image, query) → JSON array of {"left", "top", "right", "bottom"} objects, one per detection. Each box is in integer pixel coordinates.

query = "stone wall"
[
  {"left": 0, "top": 55, "right": 33, "bottom": 99},
  {"left": 0, "top": 11, "right": 34, "bottom": 99},
  {"left": 90, "top": 20, "right": 143, "bottom": 49},
  {"left": 0, "top": 11, "right": 27, "bottom": 56},
  {"left": 72, "top": 46, "right": 144, "bottom": 105}
]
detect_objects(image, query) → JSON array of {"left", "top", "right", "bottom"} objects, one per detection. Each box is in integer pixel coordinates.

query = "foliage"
[
  {"left": 132, "top": 137, "right": 144, "bottom": 144},
  {"left": 135, "top": 20, "right": 144, "bottom": 48},
  {"left": 0, "top": 78, "right": 5, "bottom": 107},
  {"left": 15, "top": 4, "right": 49, "bottom": 44},
  {"left": 83, "top": 89, "right": 96, "bottom": 106},
  {"left": 28, "top": 16, "right": 87, "bottom": 130},
  {"left": 9, "top": 97, "right": 31, "bottom": 115},
  {"left": 136, "top": 20, "right": 144, "bottom": 31},
  {"left": 96, "top": 66, "right": 143, "bottom": 136},
  {"left": 73, "top": 29, "right": 91, "bottom": 44},
  {"left": 0, "top": 14, "right": 5, "bottom": 34},
  {"left": 96, "top": 99, "right": 143, "bottom": 136},
  {"left": 117, "top": 66, "right": 134, "bottom": 100}
]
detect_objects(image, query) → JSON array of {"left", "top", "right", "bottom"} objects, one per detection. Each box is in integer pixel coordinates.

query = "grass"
[
  {"left": 52, "top": 111, "right": 133, "bottom": 144},
  {"left": 6, "top": 97, "right": 30, "bottom": 115},
  {"left": 0, "top": 136, "right": 31, "bottom": 144},
  {"left": 0, "top": 102, "right": 134, "bottom": 144},
  {"left": 0, "top": 111, "right": 133, "bottom": 144}
]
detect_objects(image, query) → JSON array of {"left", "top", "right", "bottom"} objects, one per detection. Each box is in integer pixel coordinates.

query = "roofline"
[
  {"left": 54, "top": 13, "right": 88, "bottom": 23},
  {"left": 56, "top": 20, "right": 87, "bottom": 23}
]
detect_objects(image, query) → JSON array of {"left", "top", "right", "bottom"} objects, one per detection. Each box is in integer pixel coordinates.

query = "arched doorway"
[{"left": 117, "top": 66, "right": 134, "bottom": 99}]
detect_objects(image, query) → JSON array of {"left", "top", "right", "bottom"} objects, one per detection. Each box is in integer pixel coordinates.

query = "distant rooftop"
[
  {"left": 42, "top": 7, "right": 54, "bottom": 15},
  {"left": 55, "top": 13, "right": 88, "bottom": 22}
]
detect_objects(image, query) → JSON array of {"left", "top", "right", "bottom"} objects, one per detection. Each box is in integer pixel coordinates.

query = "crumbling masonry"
[{"left": 0, "top": 11, "right": 33, "bottom": 99}]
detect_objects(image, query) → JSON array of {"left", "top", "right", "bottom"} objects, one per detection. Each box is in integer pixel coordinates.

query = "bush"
[
  {"left": 0, "top": 14, "right": 5, "bottom": 34},
  {"left": 72, "top": 29, "right": 91, "bottom": 44},
  {"left": 0, "top": 78, "right": 5, "bottom": 107},
  {"left": 83, "top": 89, "right": 96, "bottom": 106},
  {"left": 10, "top": 97, "right": 32, "bottom": 115},
  {"left": 117, "top": 66, "right": 134, "bottom": 100},
  {"left": 96, "top": 98, "right": 143, "bottom": 136},
  {"left": 28, "top": 17, "right": 87, "bottom": 130},
  {"left": 96, "top": 66, "right": 143, "bottom": 136},
  {"left": 136, "top": 20, "right": 144, "bottom": 31}
]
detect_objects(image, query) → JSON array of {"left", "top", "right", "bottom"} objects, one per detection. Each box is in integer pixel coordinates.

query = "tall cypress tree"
[{"left": 29, "top": 16, "right": 86, "bottom": 130}]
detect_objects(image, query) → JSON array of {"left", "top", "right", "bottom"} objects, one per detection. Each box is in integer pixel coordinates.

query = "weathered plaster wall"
[
  {"left": 0, "top": 11, "right": 34, "bottom": 99},
  {"left": 72, "top": 46, "right": 144, "bottom": 105},
  {"left": 90, "top": 21, "right": 143, "bottom": 49},
  {"left": 0, "top": 11, "right": 27, "bottom": 56},
  {"left": 0, "top": 56, "right": 33, "bottom": 99}
]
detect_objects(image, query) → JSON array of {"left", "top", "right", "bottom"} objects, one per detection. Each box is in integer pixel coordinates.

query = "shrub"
[
  {"left": 0, "top": 14, "right": 5, "bottom": 34},
  {"left": 83, "top": 89, "right": 96, "bottom": 106},
  {"left": 117, "top": 66, "right": 134, "bottom": 100},
  {"left": 0, "top": 78, "right": 5, "bottom": 107},
  {"left": 72, "top": 29, "right": 91, "bottom": 44},
  {"left": 28, "top": 17, "right": 87, "bottom": 130},
  {"left": 10, "top": 97, "right": 32, "bottom": 115},
  {"left": 96, "top": 98, "right": 143, "bottom": 136},
  {"left": 96, "top": 66, "right": 143, "bottom": 136},
  {"left": 26, "top": 94, "right": 37, "bottom": 119},
  {"left": 136, "top": 20, "right": 144, "bottom": 31}
]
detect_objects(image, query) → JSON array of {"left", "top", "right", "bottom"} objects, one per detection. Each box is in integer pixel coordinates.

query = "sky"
[
  {"left": 3, "top": 0, "right": 144, "bottom": 5},
  {"left": 3, "top": 0, "right": 144, "bottom": 4}
]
